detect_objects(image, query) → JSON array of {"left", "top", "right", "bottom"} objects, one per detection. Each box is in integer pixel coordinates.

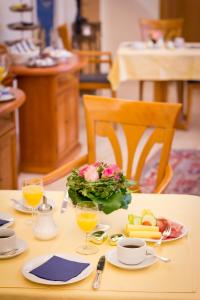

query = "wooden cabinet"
[
  {"left": 0, "top": 128, "right": 17, "bottom": 189},
  {"left": 12, "top": 56, "right": 86, "bottom": 173},
  {"left": 0, "top": 89, "right": 25, "bottom": 189}
]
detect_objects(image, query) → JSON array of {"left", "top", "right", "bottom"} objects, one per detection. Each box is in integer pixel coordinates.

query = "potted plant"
[{"left": 67, "top": 162, "right": 134, "bottom": 215}]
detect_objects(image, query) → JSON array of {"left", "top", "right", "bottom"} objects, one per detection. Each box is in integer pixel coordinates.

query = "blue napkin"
[
  {"left": 30, "top": 255, "right": 90, "bottom": 282},
  {"left": 0, "top": 219, "right": 9, "bottom": 226}
]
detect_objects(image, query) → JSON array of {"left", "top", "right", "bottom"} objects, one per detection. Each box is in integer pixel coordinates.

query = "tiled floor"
[{"left": 19, "top": 82, "right": 200, "bottom": 191}]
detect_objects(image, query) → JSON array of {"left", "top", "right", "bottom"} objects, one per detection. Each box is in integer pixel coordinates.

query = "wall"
[{"left": 100, "top": 0, "right": 159, "bottom": 99}]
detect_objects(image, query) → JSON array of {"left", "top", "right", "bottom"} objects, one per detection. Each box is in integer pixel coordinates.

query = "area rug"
[{"left": 141, "top": 149, "right": 200, "bottom": 195}]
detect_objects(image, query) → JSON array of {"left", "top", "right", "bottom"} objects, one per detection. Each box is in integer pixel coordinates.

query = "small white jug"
[{"left": 33, "top": 196, "right": 58, "bottom": 240}]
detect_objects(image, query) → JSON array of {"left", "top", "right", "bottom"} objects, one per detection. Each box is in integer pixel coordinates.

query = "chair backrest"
[
  {"left": 139, "top": 18, "right": 184, "bottom": 41},
  {"left": 83, "top": 95, "right": 181, "bottom": 191},
  {"left": 57, "top": 24, "right": 72, "bottom": 51}
]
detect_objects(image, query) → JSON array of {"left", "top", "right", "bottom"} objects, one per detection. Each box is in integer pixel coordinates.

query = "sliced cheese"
[
  {"left": 125, "top": 224, "right": 159, "bottom": 232},
  {"left": 128, "top": 230, "right": 161, "bottom": 239}
]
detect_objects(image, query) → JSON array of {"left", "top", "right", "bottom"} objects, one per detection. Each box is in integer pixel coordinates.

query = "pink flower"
[
  {"left": 79, "top": 165, "right": 90, "bottom": 177},
  {"left": 150, "top": 30, "right": 162, "bottom": 41},
  {"left": 102, "top": 164, "right": 121, "bottom": 178},
  {"left": 93, "top": 161, "right": 101, "bottom": 167},
  {"left": 84, "top": 165, "right": 99, "bottom": 182}
]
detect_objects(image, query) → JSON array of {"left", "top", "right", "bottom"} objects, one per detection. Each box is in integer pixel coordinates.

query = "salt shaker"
[{"left": 33, "top": 196, "right": 58, "bottom": 240}]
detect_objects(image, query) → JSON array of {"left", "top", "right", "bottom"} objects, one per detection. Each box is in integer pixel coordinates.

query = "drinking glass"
[
  {"left": 75, "top": 201, "right": 99, "bottom": 255},
  {"left": 22, "top": 177, "right": 44, "bottom": 224},
  {"left": 0, "top": 53, "right": 10, "bottom": 87}
]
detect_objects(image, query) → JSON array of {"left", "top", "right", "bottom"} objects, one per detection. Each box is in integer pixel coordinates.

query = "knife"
[
  {"left": 92, "top": 255, "right": 106, "bottom": 290},
  {"left": 60, "top": 191, "right": 68, "bottom": 213}
]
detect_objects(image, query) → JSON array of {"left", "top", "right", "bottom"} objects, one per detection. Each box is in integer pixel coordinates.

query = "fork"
[{"left": 157, "top": 226, "right": 171, "bottom": 246}]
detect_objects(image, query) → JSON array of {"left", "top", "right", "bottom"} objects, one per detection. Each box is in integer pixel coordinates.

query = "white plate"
[
  {"left": 0, "top": 212, "right": 14, "bottom": 228},
  {"left": 0, "top": 94, "right": 15, "bottom": 102},
  {"left": 0, "top": 238, "right": 28, "bottom": 259},
  {"left": 22, "top": 253, "right": 93, "bottom": 285},
  {"left": 125, "top": 221, "right": 188, "bottom": 243},
  {"left": 106, "top": 247, "right": 157, "bottom": 270},
  {"left": 12, "top": 198, "right": 56, "bottom": 214}
]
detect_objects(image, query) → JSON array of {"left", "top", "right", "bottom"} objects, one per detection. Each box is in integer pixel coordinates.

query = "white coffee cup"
[
  {"left": 0, "top": 229, "right": 17, "bottom": 253},
  {"left": 117, "top": 237, "right": 147, "bottom": 265}
]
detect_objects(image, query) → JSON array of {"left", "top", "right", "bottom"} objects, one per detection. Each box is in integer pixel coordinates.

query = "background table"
[
  {"left": 0, "top": 191, "right": 199, "bottom": 300},
  {"left": 109, "top": 43, "right": 200, "bottom": 101}
]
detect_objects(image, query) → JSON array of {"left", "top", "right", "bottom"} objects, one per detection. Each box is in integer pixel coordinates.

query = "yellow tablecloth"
[
  {"left": 0, "top": 190, "right": 199, "bottom": 300},
  {"left": 108, "top": 43, "right": 200, "bottom": 90}
]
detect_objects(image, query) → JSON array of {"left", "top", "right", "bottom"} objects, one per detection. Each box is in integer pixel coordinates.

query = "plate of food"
[{"left": 124, "top": 209, "right": 188, "bottom": 243}]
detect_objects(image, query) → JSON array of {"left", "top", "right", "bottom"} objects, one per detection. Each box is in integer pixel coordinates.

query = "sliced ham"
[{"left": 156, "top": 218, "right": 183, "bottom": 239}]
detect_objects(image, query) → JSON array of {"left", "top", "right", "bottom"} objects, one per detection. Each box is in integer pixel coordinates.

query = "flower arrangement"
[{"left": 67, "top": 162, "right": 133, "bottom": 214}]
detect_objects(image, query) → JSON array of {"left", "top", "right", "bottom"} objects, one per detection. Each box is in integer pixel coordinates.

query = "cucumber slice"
[
  {"left": 128, "top": 214, "right": 142, "bottom": 225},
  {"left": 128, "top": 214, "right": 134, "bottom": 224},
  {"left": 133, "top": 215, "right": 142, "bottom": 225}
]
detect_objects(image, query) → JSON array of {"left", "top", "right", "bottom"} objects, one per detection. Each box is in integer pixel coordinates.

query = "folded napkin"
[
  {"left": 30, "top": 255, "right": 90, "bottom": 282},
  {"left": 0, "top": 219, "right": 9, "bottom": 226}
]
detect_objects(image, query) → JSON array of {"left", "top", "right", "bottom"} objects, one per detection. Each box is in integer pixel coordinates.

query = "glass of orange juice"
[
  {"left": 75, "top": 201, "right": 99, "bottom": 255},
  {"left": 22, "top": 178, "right": 44, "bottom": 224},
  {"left": 0, "top": 53, "right": 10, "bottom": 87}
]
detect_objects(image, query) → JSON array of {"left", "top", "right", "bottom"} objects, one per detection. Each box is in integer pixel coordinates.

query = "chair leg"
[
  {"left": 185, "top": 84, "right": 193, "bottom": 127},
  {"left": 139, "top": 81, "right": 144, "bottom": 100},
  {"left": 176, "top": 81, "right": 184, "bottom": 104},
  {"left": 111, "top": 90, "right": 116, "bottom": 97}
]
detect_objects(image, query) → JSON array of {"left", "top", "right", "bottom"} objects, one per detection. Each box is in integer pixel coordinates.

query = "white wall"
[
  {"left": 100, "top": 0, "right": 159, "bottom": 99},
  {"left": 100, "top": 0, "right": 159, "bottom": 54}
]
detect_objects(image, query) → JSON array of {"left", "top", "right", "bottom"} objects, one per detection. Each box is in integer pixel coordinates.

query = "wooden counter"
[
  {"left": 12, "top": 55, "right": 86, "bottom": 173},
  {"left": 0, "top": 88, "right": 25, "bottom": 188}
]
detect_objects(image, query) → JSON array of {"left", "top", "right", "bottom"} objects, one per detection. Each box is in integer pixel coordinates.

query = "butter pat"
[{"left": 128, "top": 230, "right": 161, "bottom": 239}]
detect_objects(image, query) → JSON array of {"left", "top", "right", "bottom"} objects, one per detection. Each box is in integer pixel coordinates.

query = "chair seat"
[{"left": 80, "top": 73, "right": 109, "bottom": 83}]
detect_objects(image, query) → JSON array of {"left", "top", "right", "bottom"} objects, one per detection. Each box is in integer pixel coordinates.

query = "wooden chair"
[
  {"left": 138, "top": 18, "right": 184, "bottom": 101},
  {"left": 139, "top": 18, "right": 184, "bottom": 42},
  {"left": 57, "top": 24, "right": 116, "bottom": 97},
  {"left": 57, "top": 24, "right": 72, "bottom": 51},
  {"left": 43, "top": 96, "right": 181, "bottom": 193}
]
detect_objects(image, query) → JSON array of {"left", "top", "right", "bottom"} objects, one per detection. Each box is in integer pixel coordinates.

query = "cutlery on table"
[
  {"left": 92, "top": 255, "right": 106, "bottom": 290},
  {"left": 10, "top": 198, "right": 32, "bottom": 211},
  {"left": 157, "top": 226, "right": 171, "bottom": 246},
  {"left": 60, "top": 191, "right": 68, "bottom": 213},
  {"left": 146, "top": 252, "right": 171, "bottom": 263}
]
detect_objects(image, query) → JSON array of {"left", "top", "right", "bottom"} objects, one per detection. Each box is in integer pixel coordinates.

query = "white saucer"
[
  {"left": 106, "top": 247, "right": 158, "bottom": 270},
  {"left": 0, "top": 212, "right": 14, "bottom": 228},
  {"left": 22, "top": 253, "right": 93, "bottom": 285},
  {"left": 12, "top": 198, "right": 56, "bottom": 214},
  {"left": 0, "top": 238, "right": 28, "bottom": 259}
]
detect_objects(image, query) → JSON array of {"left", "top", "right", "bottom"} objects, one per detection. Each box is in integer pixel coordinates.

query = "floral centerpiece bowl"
[{"left": 67, "top": 162, "right": 133, "bottom": 215}]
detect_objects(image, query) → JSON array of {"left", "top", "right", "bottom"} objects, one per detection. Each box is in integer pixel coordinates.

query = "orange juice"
[
  {"left": 23, "top": 184, "right": 43, "bottom": 207},
  {"left": 0, "top": 66, "right": 5, "bottom": 82},
  {"left": 77, "top": 211, "right": 98, "bottom": 232}
]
